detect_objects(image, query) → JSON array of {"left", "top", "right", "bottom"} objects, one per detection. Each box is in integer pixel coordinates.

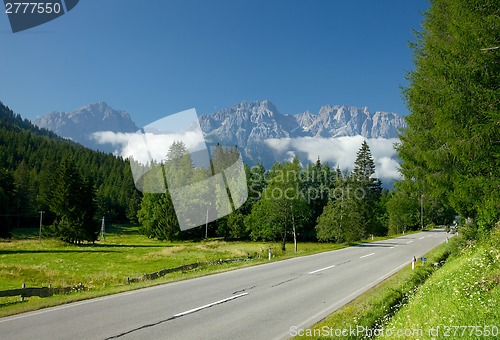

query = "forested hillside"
[{"left": 0, "top": 101, "right": 141, "bottom": 239}]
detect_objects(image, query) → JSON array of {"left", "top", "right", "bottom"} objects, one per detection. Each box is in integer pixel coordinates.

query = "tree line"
[
  {"left": 137, "top": 140, "right": 454, "bottom": 248},
  {"left": 0, "top": 91, "right": 452, "bottom": 245}
]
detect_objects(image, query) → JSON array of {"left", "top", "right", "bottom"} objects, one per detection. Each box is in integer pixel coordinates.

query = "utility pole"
[
  {"left": 39, "top": 211, "right": 44, "bottom": 242},
  {"left": 101, "top": 216, "right": 105, "bottom": 241},
  {"left": 421, "top": 193, "right": 424, "bottom": 230},
  {"left": 205, "top": 208, "right": 208, "bottom": 239}
]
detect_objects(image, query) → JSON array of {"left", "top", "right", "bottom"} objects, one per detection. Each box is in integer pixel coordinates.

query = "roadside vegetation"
[{"left": 379, "top": 226, "right": 499, "bottom": 339}]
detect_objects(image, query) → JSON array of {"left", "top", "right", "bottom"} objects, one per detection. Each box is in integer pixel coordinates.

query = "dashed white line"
[
  {"left": 406, "top": 241, "right": 413, "bottom": 244},
  {"left": 419, "top": 237, "right": 425, "bottom": 240},
  {"left": 173, "top": 292, "right": 248, "bottom": 317},
  {"left": 360, "top": 253, "right": 375, "bottom": 259},
  {"left": 308, "top": 264, "right": 336, "bottom": 275}
]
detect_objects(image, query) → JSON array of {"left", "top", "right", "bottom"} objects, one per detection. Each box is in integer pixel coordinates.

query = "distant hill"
[{"left": 0, "top": 100, "right": 139, "bottom": 235}]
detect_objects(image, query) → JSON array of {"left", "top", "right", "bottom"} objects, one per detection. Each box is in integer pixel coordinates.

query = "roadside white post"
[
  {"left": 412, "top": 256, "right": 416, "bottom": 270},
  {"left": 268, "top": 247, "right": 272, "bottom": 260}
]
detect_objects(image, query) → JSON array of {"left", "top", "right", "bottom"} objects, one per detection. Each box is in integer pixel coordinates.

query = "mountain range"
[{"left": 34, "top": 100, "right": 406, "bottom": 175}]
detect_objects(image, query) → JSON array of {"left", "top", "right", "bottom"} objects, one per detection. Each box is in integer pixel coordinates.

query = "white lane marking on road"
[
  {"left": 173, "top": 292, "right": 248, "bottom": 317},
  {"left": 406, "top": 241, "right": 413, "bottom": 244},
  {"left": 308, "top": 264, "right": 336, "bottom": 275},
  {"left": 360, "top": 253, "right": 375, "bottom": 259},
  {"left": 419, "top": 237, "right": 425, "bottom": 240}
]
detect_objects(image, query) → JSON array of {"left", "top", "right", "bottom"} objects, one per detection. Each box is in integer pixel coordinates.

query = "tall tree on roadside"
[
  {"left": 316, "top": 170, "right": 350, "bottom": 242},
  {"left": 352, "top": 140, "right": 382, "bottom": 236},
  {"left": 302, "top": 158, "right": 330, "bottom": 239},
  {"left": 399, "top": 0, "right": 500, "bottom": 236}
]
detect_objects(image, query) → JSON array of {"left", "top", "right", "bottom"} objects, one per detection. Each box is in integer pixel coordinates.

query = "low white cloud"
[
  {"left": 265, "top": 136, "right": 401, "bottom": 180},
  {"left": 375, "top": 156, "right": 401, "bottom": 180},
  {"left": 91, "top": 131, "right": 402, "bottom": 180},
  {"left": 90, "top": 130, "right": 206, "bottom": 164},
  {"left": 91, "top": 131, "right": 132, "bottom": 145}
]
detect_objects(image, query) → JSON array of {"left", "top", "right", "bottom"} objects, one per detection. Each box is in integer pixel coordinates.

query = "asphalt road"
[{"left": 0, "top": 229, "right": 452, "bottom": 340}]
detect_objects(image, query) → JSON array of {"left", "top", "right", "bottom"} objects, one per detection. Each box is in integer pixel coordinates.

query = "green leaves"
[{"left": 246, "top": 156, "right": 311, "bottom": 250}]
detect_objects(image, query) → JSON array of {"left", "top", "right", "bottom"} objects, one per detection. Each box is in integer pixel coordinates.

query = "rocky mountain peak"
[{"left": 34, "top": 102, "right": 139, "bottom": 153}]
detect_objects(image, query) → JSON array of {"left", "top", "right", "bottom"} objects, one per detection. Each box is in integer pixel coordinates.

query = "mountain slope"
[
  {"left": 0, "top": 101, "right": 139, "bottom": 235},
  {"left": 34, "top": 102, "right": 139, "bottom": 153}
]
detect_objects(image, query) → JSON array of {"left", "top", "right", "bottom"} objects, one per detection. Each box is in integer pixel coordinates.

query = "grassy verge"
[
  {"left": 294, "top": 234, "right": 460, "bottom": 339},
  {"left": 0, "top": 226, "right": 415, "bottom": 317},
  {"left": 378, "top": 227, "right": 499, "bottom": 339}
]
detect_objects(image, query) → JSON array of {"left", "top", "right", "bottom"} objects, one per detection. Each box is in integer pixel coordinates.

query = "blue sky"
[{"left": 1, "top": 0, "right": 428, "bottom": 127}]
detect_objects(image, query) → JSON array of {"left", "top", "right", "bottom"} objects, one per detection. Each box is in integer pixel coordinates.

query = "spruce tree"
[
  {"left": 352, "top": 141, "right": 382, "bottom": 236},
  {"left": 49, "top": 157, "right": 98, "bottom": 243}
]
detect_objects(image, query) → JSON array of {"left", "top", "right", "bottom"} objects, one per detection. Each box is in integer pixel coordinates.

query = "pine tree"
[
  {"left": 138, "top": 191, "right": 180, "bottom": 241},
  {"left": 13, "top": 161, "right": 35, "bottom": 228},
  {"left": 352, "top": 141, "right": 382, "bottom": 236},
  {"left": 0, "top": 169, "right": 14, "bottom": 237},
  {"left": 48, "top": 157, "right": 98, "bottom": 243}
]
